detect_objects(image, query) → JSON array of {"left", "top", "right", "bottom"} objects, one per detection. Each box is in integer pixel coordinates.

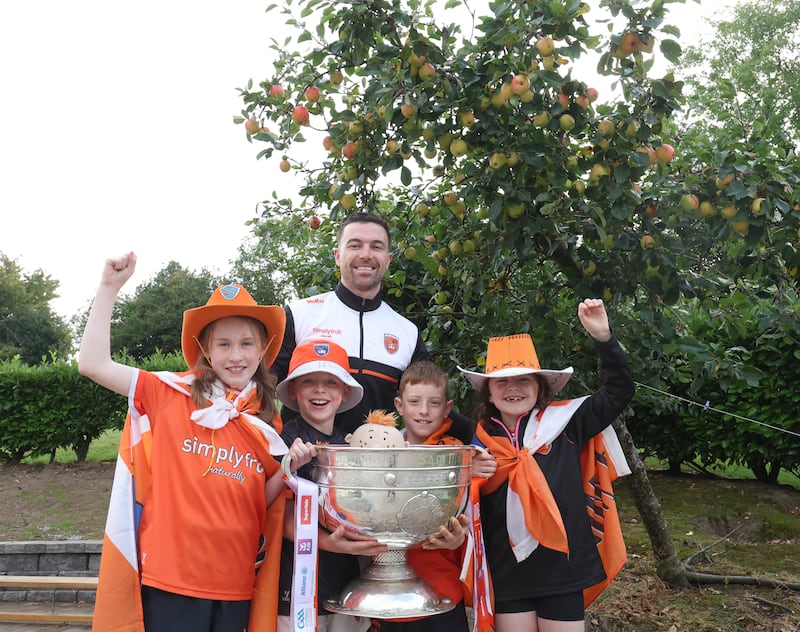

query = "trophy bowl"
[{"left": 313, "top": 445, "right": 473, "bottom": 619}]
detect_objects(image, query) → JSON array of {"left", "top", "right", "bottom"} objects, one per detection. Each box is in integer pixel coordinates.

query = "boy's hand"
[
  {"left": 422, "top": 514, "right": 469, "bottom": 550},
  {"left": 578, "top": 298, "right": 611, "bottom": 342},
  {"left": 471, "top": 448, "right": 497, "bottom": 479},
  {"left": 287, "top": 438, "right": 316, "bottom": 473},
  {"left": 323, "top": 525, "right": 388, "bottom": 556}
]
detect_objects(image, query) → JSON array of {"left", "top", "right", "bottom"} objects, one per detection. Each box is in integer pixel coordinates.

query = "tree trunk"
[
  {"left": 613, "top": 416, "right": 690, "bottom": 587},
  {"left": 667, "top": 458, "right": 682, "bottom": 475},
  {"left": 73, "top": 436, "right": 91, "bottom": 462}
]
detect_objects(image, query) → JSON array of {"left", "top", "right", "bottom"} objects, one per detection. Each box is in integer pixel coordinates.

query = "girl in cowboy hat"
[
  {"left": 458, "top": 298, "right": 634, "bottom": 632},
  {"left": 79, "top": 252, "right": 314, "bottom": 632}
]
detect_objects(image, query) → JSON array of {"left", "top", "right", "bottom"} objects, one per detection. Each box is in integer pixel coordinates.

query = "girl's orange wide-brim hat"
[
  {"left": 457, "top": 333, "right": 573, "bottom": 394},
  {"left": 181, "top": 284, "right": 286, "bottom": 369}
]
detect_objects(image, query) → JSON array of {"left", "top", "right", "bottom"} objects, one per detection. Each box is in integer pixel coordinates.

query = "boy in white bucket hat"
[
  {"left": 276, "top": 340, "right": 382, "bottom": 632},
  {"left": 458, "top": 298, "right": 635, "bottom": 632}
]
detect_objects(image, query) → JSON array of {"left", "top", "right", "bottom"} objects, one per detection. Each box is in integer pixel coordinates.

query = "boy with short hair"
[
  {"left": 373, "top": 361, "right": 494, "bottom": 632},
  {"left": 395, "top": 360, "right": 458, "bottom": 446}
]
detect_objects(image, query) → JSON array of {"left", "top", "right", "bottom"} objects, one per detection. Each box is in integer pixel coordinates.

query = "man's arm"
[
  {"left": 410, "top": 332, "right": 430, "bottom": 362},
  {"left": 271, "top": 305, "right": 296, "bottom": 382}
]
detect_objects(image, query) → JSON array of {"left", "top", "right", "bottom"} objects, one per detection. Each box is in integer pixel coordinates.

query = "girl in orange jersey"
[
  {"left": 458, "top": 299, "right": 634, "bottom": 632},
  {"left": 79, "top": 252, "right": 314, "bottom": 632}
]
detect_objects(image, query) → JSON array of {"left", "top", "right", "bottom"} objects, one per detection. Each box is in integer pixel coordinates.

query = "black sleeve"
[
  {"left": 271, "top": 305, "right": 296, "bottom": 382},
  {"left": 448, "top": 409, "right": 477, "bottom": 444},
  {"left": 411, "top": 333, "right": 430, "bottom": 362},
  {"left": 571, "top": 332, "right": 635, "bottom": 445}
]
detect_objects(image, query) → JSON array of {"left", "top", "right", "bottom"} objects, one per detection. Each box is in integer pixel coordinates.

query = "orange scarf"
[
  {"left": 580, "top": 427, "right": 629, "bottom": 607},
  {"left": 475, "top": 423, "right": 569, "bottom": 556},
  {"left": 407, "top": 417, "right": 463, "bottom": 445}
]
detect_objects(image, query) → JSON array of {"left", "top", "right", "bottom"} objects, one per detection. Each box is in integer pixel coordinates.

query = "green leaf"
[{"left": 659, "top": 38, "right": 682, "bottom": 64}]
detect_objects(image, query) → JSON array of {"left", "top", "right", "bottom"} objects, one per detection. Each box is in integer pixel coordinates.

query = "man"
[{"left": 272, "top": 212, "right": 473, "bottom": 442}]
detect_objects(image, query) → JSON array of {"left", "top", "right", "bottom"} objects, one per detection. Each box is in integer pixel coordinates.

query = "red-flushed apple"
[
  {"left": 510, "top": 74, "right": 530, "bottom": 95},
  {"left": 655, "top": 143, "right": 675, "bottom": 163},
  {"left": 680, "top": 194, "right": 700, "bottom": 212},
  {"left": 244, "top": 118, "right": 260, "bottom": 135},
  {"left": 418, "top": 62, "right": 436, "bottom": 82},
  {"left": 305, "top": 86, "right": 321, "bottom": 103},
  {"left": 291, "top": 105, "right": 310, "bottom": 125},
  {"left": 635, "top": 145, "right": 657, "bottom": 164},
  {"left": 342, "top": 141, "right": 358, "bottom": 160}
]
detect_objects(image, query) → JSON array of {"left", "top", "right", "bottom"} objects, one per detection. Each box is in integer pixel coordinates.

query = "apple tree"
[
  {"left": 235, "top": 0, "right": 799, "bottom": 589},
  {"left": 621, "top": 0, "right": 800, "bottom": 483}
]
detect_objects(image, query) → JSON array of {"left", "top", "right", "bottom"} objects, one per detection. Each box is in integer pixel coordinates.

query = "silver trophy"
[{"left": 313, "top": 445, "right": 473, "bottom": 619}]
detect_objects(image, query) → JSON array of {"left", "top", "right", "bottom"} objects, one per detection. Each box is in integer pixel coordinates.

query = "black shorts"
[
  {"left": 370, "top": 601, "right": 468, "bottom": 632},
  {"left": 141, "top": 585, "right": 251, "bottom": 632},
  {"left": 494, "top": 591, "right": 584, "bottom": 621}
]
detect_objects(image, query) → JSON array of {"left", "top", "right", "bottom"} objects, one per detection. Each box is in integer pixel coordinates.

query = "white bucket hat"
[{"left": 276, "top": 340, "right": 364, "bottom": 412}]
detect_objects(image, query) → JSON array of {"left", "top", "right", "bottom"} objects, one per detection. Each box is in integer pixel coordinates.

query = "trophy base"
[{"left": 324, "top": 551, "right": 455, "bottom": 619}]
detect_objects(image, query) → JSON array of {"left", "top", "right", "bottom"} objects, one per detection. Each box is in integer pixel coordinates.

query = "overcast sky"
[{"left": 0, "top": 0, "right": 732, "bottom": 321}]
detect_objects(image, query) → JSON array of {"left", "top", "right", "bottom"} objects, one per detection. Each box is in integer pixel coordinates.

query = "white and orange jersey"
[{"left": 274, "top": 283, "right": 428, "bottom": 434}]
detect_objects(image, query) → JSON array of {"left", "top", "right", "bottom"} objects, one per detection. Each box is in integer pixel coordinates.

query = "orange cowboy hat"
[
  {"left": 181, "top": 284, "right": 286, "bottom": 369},
  {"left": 457, "top": 333, "right": 573, "bottom": 394}
]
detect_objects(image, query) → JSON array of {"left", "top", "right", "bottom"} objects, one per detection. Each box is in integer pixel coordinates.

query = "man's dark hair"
[{"left": 337, "top": 212, "right": 391, "bottom": 246}]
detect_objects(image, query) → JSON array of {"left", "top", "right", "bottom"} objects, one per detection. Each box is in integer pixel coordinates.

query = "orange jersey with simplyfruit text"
[{"left": 133, "top": 370, "right": 279, "bottom": 600}]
